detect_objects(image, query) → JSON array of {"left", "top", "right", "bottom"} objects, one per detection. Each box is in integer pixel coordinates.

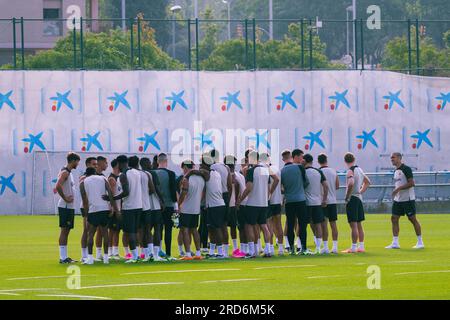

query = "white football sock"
[
  {"left": 249, "top": 242, "right": 255, "bottom": 256},
  {"left": 217, "top": 245, "right": 224, "bottom": 256},
  {"left": 232, "top": 239, "right": 238, "bottom": 250},
  {"left": 81, "top": 247, "right": 88, "bottom": 259},
  {"left": 131, "top": 248, "right": 139, "bottom": 260},
  {"left": 224, "top": 244, "right": 229, "bottom": 257},
  {"left": 332, "top": 240, "right": 338, "bottom": 251},
  {"left": 148, "top": 243, "right": 154, "bottom": 256},
  {"left": 323, "top": 241, "right": 328, "bottom": 250},
  {"left": 358, "top": 242, "right": 365, "bottom": 250},
  {"left": 278, "top": 244, "right": 284, "bottom": 254},
  {"left": 96, "top": 247, "right": 102, "bottom": 259},
  {"left": 351, "top": 243, "right": 357, "bottom": 252},
  {"left": 154, "top": 246, "right": 160, "bottom": 257},
  {"left": 195, "top": 250, "right": 201, "bottom": 257},
  {"left": 59, "top": 246, "right": 67, "bottom": 260},
  {"left": 316, "top": 238, "right": 322, "bottom": 251},
  {"left": 209, "top": 243, "right": 216, "bottom": 255},
  {"left": 417, "top": 235, "right": 423, "bottom": 245},
  {"left": 284, "top": 236, "right": 290, "bottom": 248}
]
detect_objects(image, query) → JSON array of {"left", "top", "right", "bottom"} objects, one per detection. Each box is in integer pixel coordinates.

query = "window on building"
[{"left": 43, "top": 8, "right": 62, "bottom": 36}]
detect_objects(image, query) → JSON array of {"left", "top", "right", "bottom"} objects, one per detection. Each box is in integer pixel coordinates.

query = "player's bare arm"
[{"left": 56, "top": 171, "right": 73, "bottom": 203}]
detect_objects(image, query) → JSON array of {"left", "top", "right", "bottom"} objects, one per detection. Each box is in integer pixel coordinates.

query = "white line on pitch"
[
  {"left": 127, "top": 298, "right": 166, "bottom": 300},
  {"left": 0, "top": 288, "right": 59, "bottom": 293},
  {"left": 200, "top": 278, "right": 263, "bottom": 284},
  {"left": 253, "top": 265, "right": 316, "bottom": 270},
  {"left": 7, "top": 275, "right": 92, "bottom": 281},
  {"left": 390, "top": 260, "right": 426, "bottom": 264},
  {"left": 36, "top": 294, "right": 112, "bottom": 300},
  {"left": 121, "top": 268, "right": 240, "bottom": 276},
  {"left": 79, "top": 282, "right": 184, "bottom": 289},
  {"left": 0, "top": 292, "right": 21, "bottom": 296},
  {"left": 395, "top": 270, "right": 450, "bottom": 276},
  {"left": 307, "top": 275, "right": 343, "bottom": 279}
]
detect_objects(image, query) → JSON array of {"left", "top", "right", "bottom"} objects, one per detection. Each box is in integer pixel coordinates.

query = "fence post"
[
  {"left": 407, "top": 19, "right": 412, "bottom": 74},
  {"left": 252, "top": 18, "right": 256, "bottom": 70},
  {"left": 309, "top": 19, "right": 313, "bottom": 70},
  {"left": 360, "top": 18, "right": 364, "bottom": 71},
  {"left": 195, "top": 18, "right": 199, "bottom": 71},
  {"left": 80, "top": 17, "right": 84, "bottom": 69},
  {"left": 130, "top": 18, "right": 134, "bottom": 68},
  {"left": 12, "top": 18, "right": 16, "bottom": 69},
  {"left": 137, "top": 17, "right": 142, "bottom": 68},
  {"left": 354, "top": 19, "right": 358, "bottom": 70},
  {"left": 244, "top": 19, "right": 248, "bottom": 70},
  {"left": 187, "top": 18, "right": 191, "bottom": 70},
  {"left": 72, "top": 18, "right": 77, "bottom": 69},
  {"left": 415, "top": 19, "right": 420, "bottom": 75},
  {"left": 301, "top": 19, "right": 304, "bottom": 70},
  {"left": 20, "top": 17, "right": 24, "bottom": 69}
]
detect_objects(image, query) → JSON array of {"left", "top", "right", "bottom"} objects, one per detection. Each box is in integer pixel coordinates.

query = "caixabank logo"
[
  {"left": 374, "top": 88, "right": 412, "bottom": 112},
  {"left": 210, "top": 89, "right": 250, "bottom": 113},
  {"left": 0, "top": 89, "right": 24, "bottom": 113},
  {"left": 403, "top": 127, "right": 441, "bottom": 151},
  {"left": 426, "top": 89, "right": 449, "bottom": 112},
  {"left": 71, "top": 129, "right": 111, "bottom": 152},
  {"left": 99, "top": 89, "right": 139, "bottom": 113},
  {"left": 41, "top": 88, "right": 82, "bottom": 114},
  {"left": 347, "top": 127, "right": 387, "bottom": 153},
  {"left": 294, "top": 128, "right": 333, "bottom": 152},
  {"left": 11, "top": 129, "right": 55, "bottom": 155},
  {"left": 0, "top": 171, "right": 26, "bottom": 198},
  {"left": 127, "top": 129, "right": 168, "bottom": 153},
  {"left": 266, "top": 88, "right": 305, "bottom": 114},
  {"left": 157, "top": 89, "right": 195, "bottom": 113},
  {"left": 321, "top": 88, "right": 359, "bottom": 112}
]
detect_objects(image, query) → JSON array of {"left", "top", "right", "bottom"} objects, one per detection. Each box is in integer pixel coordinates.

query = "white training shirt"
[
  {"left": 347, "top": 166, "right": 365, "bottom": 200},
  {"left": 246, "top": 164, "right": 270, "bottom": 207},
  {"left": 122, "top": 168, "right": 143, "bottom": 210},
  {"left": 57, "top": 167, "right": 75, "bottom": 209},
  {"left": 305, "top": 167, "right": 326, "bottom": 206},
  {"left": 110, "top": 173, "right": 122, "bottom": 210},
  {"left": 269, "top": 165, "right": 282, "bottom": 205},
  {"left": 181, "top": 174, "right": 205, "bottom": 215},
  {"left": 140, "top": 170, "right": 152, "bottom": 211},
  {"left": 235, "top": 170, "right": 247, "bottom": 206},
  {"left": 320, "top": 166, "right": 338, "bottom": 205},
  {"left": 205, "top": 170, "right": 225, "bottom": 208},
  {"left": 148, "top": 172, "right": 161, "bottom": 211},
  {"left": 394, "top": 164, "right": 416, "bottom": 202},
  {"left": 211, "top": 163, "right": 229, "bottom": 193},
  {"left": 83, "top": 175, "right": 110, "bottom": 213}
]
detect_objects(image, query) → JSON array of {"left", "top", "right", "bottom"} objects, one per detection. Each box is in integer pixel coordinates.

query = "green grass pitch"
[{"left": 0, "top": 214, "right": 449, "bottom": 300}]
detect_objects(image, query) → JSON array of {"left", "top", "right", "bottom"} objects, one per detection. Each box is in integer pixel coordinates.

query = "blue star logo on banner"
[
  {"left": 0, "top": 174, "right": 18, "bottom": 195},
  {"left": 249, "top": 131, "right": 271, "bottom": 150},
  {"left": 220, "top": 91, "right": 243, "bottom": 111},
  {"left": 50, "top": 90, "right": 73, "bottom": 111},
  {"left": 436, "top": 92, "right": 450, "bottom": 110},
  {"left": 0, "top": 90, "right": 15, "bottom": 110},
  {"left": 108, "top": 90, "right": 131, "bottom": 111},
  {"left": 194, "top": 132, "right": 214, "bottom": 150},
  {"left": 303, "top": 130, "right": 325, "bottom": 150},
  {"left": 275, "top": 90, "right": 297, "bottom": 110},
  {"left": 329, "top": 90, "right": 351, "bottom": 110},
  {"left": 137, "top": 131, "right": 161, "bottom": 152},
  {"left": 22, "top": 132, "right": 46, "bottom": 153},
  {"left": 356, "top": 129, "right": 378, "bottom": 149},
  {"left": 166, "top": 91, "right": 188, "bottom": 111},
  {"left": 81, "top": 132, "right": 104, "bottom": 151},
  {"left": 383, "top": 90, "right": 405, "bottom": 110},
  {"left": 411, "top": 129, "right": 433, "bottom": 149}
]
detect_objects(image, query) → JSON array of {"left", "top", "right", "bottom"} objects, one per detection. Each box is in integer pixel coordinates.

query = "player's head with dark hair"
[
  {"left": 96, "top": 156, "right": 108, "bottom": 172},
  {"left": 200, "top": 153, "right": 213, "bottom": 169},
  {"left": 344, "top": 152, "right": 356, "bottom": 165},
  {"left": 140, "top": 157, "right": 152, "bottom": 171},
  {"left": 128, "top": 156, "right": 139, "bottom": 169},
  {"left": 181, "top": 159, "right": 194, "bottom": 170},
  {"left": 281, "top": 149, "right": 292, "bottom": 162},
  {"left": 152, "top": 155, "right": 159, "bottom": 169},
  {"left": 317, "top": 153, "right": 328, "bottom": 166},
  {"left": 224, "top": 155, "right": 237, "bottom": 171},
  {"left": 390, "top": 152, "right": 403, "bottom": 167},
  {"left": 244, "top": 148, "right": 254, "bottom": 162},
  {"left": 210, "top": 149, "right": 219, "bottom": 162},
  {"left": 111, "top": 158, "right": 118, "bottom": 170},
  {"left": 116, "top": 155, "right": 128, "bottom": 171},
  {"left": 292, "top": 148, "right": 304, "bottom": 159},
  {"left": 85, "top": 167, "right": 96, "bottom": 177},
  {"left": 85, "top": 157, "right": 97, "bottom": 168},
  {"left": 303, "top": 153, "right": 313, "bottom": 165},
  {"left": 248, "top": 150, "right": 259, "bottom": 165},
  {"left": 66, "top": 152, "right": 80, "bottom": 168},
  {"left": 157, "top": 153, "right": 168, "bottom": 168}
]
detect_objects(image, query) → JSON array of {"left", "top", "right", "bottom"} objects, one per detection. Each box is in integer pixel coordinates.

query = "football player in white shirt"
[
  {"left": 342, "top": 153, "right": 371, "bottom": 253},
  {"left": 80, "top": 167, "right": 118, "bottom": 264},
  {"left": 55, "top": 152, "right": 80, "bottom": 264},
  {"left": 107, "top": 158, "right": 123, "bottom": 260},
  {"left": 386, "top": 152, "right": 424, "bottom": 249},
  {"left": 318, "top": 153, "right": 340, "bottom": 254}
]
